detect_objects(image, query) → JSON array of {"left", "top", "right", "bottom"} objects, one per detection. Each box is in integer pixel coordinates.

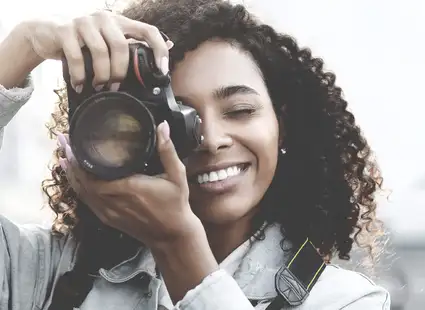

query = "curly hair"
[{"left": 42, "top": 0, "right": 384, "bottom": 308}]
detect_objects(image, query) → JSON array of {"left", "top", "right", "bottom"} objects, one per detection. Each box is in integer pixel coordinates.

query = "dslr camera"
[{"left": 62, "top": 43, "right": 203, "bottom": 180}]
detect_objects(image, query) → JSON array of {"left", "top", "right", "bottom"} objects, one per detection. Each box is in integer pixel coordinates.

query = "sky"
[{"left": 0, "top": 0, "right": 424, "bottom": 243}]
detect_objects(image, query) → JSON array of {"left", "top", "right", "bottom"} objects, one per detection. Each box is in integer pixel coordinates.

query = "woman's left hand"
[{"left": 58, "top": 121, "right": 203, "bottom": 249}]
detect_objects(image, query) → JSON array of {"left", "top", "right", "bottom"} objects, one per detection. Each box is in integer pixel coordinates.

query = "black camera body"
[{"left": 62, "top": 43, "right": 202, "bottom": 180}]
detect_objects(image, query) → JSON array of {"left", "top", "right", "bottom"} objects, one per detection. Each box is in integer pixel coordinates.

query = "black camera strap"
[{"left": 264, "top": 238, "right": 326, "bottom": 310}]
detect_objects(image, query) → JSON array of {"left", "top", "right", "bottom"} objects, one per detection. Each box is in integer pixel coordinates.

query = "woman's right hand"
[{"left": 16, "top": 10, "right": 172, "bottom": 91}]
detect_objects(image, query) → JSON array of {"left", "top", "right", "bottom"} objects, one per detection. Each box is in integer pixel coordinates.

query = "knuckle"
[
  {"left": 56, "top": 24, "right": 72, "bottom": 38},
  {"left": 109, "top": 38, "right": 128, "bottom": 53},
  {"left": 73, "top": 16, "right": 90, "bottom": 28},
  {"left": 125, "top": 177, "right": 139, "bottom": 190},
  {"left": 176, "top": 162, "right": 186, "bottom": 175},
  {"left": 104, "top": 209, "right": 117, "bottom": 221},
  {"left": 144, "top": 24, "right": 160, "bottom": 37},
  {"left": 91, "top": 44, "right": 109, "bottom": 56},
  {"left": 92, "top": 10, "right": 114, "bottom": 20},
  {"left": 98, "top": 213, "right": 110, "bottom": 225}
]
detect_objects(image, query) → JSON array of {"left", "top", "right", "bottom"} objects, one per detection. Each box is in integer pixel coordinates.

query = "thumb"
[{"left": 156, "top": 121, "right": 188, "bottom": 187}]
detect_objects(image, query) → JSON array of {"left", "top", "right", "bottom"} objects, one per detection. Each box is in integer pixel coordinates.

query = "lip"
[{"left": 188, "top": 161, "right": 250, "bottom": 179}]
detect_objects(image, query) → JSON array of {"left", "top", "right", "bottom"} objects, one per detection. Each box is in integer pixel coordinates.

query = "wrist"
[
  {"left": 152, "top": 223, "right": 208, "bottom": 259},
  {"left": 151, "top": 221, "right": 219, "bottom": 303},
  {"left": 0, "top": 22, "right": 43, "bottom": 88}
]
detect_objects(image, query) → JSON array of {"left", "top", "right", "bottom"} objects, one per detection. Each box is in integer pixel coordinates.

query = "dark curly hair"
[{"left": 42, "top": 0, "right": 384, "bottom": 308}]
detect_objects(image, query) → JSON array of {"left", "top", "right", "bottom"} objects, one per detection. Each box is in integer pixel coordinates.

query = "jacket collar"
[{"left": 99, "top": 223, "right": 290, "bottom": 299}]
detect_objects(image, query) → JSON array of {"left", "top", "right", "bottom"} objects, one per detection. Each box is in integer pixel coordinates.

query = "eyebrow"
[
  {"left": 175, "top": 85, "right": 259, "bottom": 104},
  {"left": 212, "top": 85, "right": 259, "bottom": 100}
]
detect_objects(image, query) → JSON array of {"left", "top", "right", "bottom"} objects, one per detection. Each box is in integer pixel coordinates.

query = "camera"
[{"left": 62, "top": 43, "right": 203, "bottom": 180}]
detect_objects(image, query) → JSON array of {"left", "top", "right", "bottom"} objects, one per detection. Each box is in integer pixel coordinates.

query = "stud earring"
[{"left": 280, "top": 148, "right": 287, "bottom": 155}]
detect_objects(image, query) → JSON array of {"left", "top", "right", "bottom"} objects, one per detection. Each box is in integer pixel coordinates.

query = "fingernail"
[
  {"left": 160, "top": 56, "right": 169, "bottom": 75},
  {"left": 166, "top": 41, "right": 174, "bottom": 50},
  {"left": 57, "top": 133, "right": 67, "bottom": 149},
  {"left": 59, "top": 158, "right": 68, "bottom": 171},
  {"left": 95, "top": 84, "right": 105, "bottom": 92},
  {"left": 65, "top": 144, "right": 75, "bottom": 161},
  {"left": 75, "top": 84, "right": 83, "bottom": 94},
  {"left": 110, "top": 82, "right": 120, "bottom": 92},
  {"left": 159, "top": 120, "right": 170, "bottom": 144}
]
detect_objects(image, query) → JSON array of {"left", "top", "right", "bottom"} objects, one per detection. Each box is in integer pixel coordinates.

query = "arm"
[
  {"left": 151, "top": 227, "right": 257, "bottom": 310},
  {"left": 0, "top": 23, "right": 42, "bottom": 88},
  {"left": 0, "top": 24, "right": 41, "bottom": 150}
]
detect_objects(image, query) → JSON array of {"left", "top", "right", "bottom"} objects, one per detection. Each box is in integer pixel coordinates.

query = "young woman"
[{"left": 0, "top": 0, "right": 390, "bottom": 309}]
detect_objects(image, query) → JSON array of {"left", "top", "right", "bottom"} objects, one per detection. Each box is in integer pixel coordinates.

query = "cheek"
[{"left": 248, "top": 116, "right": 280, "bottom": 181}]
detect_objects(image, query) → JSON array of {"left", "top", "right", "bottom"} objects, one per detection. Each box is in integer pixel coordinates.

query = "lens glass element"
[{"left": 73, "top": 94, "right": 154, "bottom": 169}]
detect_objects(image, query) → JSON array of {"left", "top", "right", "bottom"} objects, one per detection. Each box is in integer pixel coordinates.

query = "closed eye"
[{"left": 225, "top": 108, "right": 256, "bottom": 118}]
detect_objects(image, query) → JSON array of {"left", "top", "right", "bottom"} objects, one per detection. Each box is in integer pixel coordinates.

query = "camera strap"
[{"left": 263, "top": 238, "right": 326, "bottom": 310}]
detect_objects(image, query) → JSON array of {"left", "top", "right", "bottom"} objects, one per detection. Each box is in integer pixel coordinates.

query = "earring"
[{"left": 280, "top": 148, "right": 287, "bottom": 155}]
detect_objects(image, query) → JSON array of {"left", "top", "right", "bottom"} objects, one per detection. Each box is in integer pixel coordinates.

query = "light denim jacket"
[{"left": 0, "top": 77, "right": 391, "bottom": 310}]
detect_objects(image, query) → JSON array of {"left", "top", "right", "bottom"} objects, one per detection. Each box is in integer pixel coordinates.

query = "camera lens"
[
  {"left": 82, "top": 110, "right": 145, "bottom": 167},
  {"left": 70, "top": 92, "right": 157, "bottom": 179}
]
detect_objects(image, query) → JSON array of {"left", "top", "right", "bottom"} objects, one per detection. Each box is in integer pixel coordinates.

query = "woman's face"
[{"left": 171, "top": 40, "right": 280, "bottom": 226}]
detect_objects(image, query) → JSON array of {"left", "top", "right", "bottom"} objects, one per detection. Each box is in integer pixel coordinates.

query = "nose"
[{"left": 198, "top": 118, "right": 233, "bottom": 154}]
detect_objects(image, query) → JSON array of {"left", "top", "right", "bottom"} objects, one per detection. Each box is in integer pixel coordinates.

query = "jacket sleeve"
[
  {"left": 0, "top": 77, "right": 76, "bottom": 310},
  {"left": 298, "top": 264, "right": 391, "bottom": 310},
  {"left": 0, "top": 75, "right": 34, "bottom": 151},
  {"left": 174, "top": 269, "right": 260, "bottom": 310},
  {"left": 339, "top": 282, "right": 390, "bottom": 310}
]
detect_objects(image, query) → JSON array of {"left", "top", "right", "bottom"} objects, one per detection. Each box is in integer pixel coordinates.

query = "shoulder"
[
  {"left": 0, "top": 215, "right": 78, "bottom": 308},
  {"left": 0, "top": 214, "right": 77, "bottom": 264},
  {"left": 300, "top": 264, "right": 390, "bottom": 309}
]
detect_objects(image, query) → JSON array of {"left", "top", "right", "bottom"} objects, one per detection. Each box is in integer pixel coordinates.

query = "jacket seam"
[
  {"left": 340, "top": 291, "right": 390, "bottom": 310},
  {"left": 33, "top": 232, "right": 46, "bottom": 310}
]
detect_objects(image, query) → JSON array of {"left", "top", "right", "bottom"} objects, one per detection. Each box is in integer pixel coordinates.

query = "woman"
[{"left": 0, "top": 0, "right": 390, "bottom": 309}]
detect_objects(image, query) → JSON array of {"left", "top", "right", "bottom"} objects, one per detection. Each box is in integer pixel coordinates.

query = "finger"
[
  {"left": 99, "top": 22, "right": 129, "bottom": 91},
  {"left": 64, "top": 143, "right": 123, "bottom": 195},
  {"left": 58, "top": 158, "right": 68, "bottom": 172},
  {"left": 156, "top": 121, "right": 187, "bottom": 187},
  {"left": 62, "top": 157, "right": 82, "bottom": 194},
  {"left": 62, "top": 133, "right": 70, "bottom": 144},
  {"left": 57, "top": 133, "right": 68, "bottom": 150},
  {"left": 75, "top": 17, "right": 111, "bottom": 89},
  {"left": 58, "top": 25, "right": 85, "bottom": 92},
  {"left": 166, "top": 40, "right": 174, "bottom": 50},
  {"left": 117, "top": 17, "right": 169, "bottom": 75},
  {"left": 65, "top": 145, "right": 95, "bottom": 185}
]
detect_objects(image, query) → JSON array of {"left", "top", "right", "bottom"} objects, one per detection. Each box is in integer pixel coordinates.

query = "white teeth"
[
  {"left": 197, "top": 174, "right": 203, "bottom": 184},
  {"left": 196, "top": 165, "right": 244, "bottom": 184},
  {"left": 209, "top": 171, "right": 219, "bottom": 182},
  {"left": 218, "top": 169, "right": 227, "bottom": 180},
  {"left": 226, "top": 167, "right": 235, "bottom": 176},
  {"left": 202, "top": 173, "right": 209, "bottom": 183}
]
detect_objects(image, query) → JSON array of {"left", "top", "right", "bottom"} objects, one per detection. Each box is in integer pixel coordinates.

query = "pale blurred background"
[{"left": 0, "top": 0, "right": 424, "bottom": 309}]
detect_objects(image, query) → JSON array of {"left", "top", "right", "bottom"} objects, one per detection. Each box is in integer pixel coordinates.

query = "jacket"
[{"left": 0, "top": 76, "right": 391, "bottom": 310}]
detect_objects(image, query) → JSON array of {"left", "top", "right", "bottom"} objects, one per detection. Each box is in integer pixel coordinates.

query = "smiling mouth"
[{"left": 190, "top": 163, "right": 250, "bottom": 184}]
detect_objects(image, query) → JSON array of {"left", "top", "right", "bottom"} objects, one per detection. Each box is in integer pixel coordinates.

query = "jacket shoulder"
[
  {"left": 300, "top": 264, "right": 390, "bottom": 309},
  {"left": 0, "top": 215, "right": 77, "bottom": 309}
]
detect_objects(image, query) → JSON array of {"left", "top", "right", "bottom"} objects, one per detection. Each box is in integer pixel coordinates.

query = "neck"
[{"left": 203, "top": 212, "right": 261, "bottom": 263}]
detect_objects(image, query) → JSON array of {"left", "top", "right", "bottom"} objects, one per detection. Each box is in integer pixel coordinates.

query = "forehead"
[{"left": 171, "top": 40, "right": 267, "bottom": 99}]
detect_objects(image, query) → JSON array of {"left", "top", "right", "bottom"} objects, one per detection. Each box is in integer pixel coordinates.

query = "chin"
[{"left": 190, "top": 196, "right": 259, "bottom": 226}]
